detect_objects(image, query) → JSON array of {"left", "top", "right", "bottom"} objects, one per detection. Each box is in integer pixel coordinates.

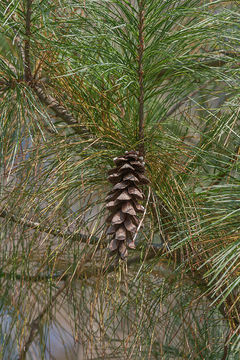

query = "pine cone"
[{"left": 106, "top": 150, "right": 149, "bottom": 259}]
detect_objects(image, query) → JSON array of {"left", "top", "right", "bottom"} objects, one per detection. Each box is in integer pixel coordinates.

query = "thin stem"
[
  {"left": 137, "top": 0, "right": 145, "bottom": 156},
  {"left": 24, "top": 0, "right": 33, "bottom": 82}
]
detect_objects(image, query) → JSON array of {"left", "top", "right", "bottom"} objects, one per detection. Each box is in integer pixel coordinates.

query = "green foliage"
[{"left": 0, "top": 0, "right": 239, "bottom": 359}]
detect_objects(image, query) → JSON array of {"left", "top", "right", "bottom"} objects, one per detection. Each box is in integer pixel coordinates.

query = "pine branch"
[
  {"left": 32, "top": 83, "right": 90, "bottom": 136},
  {"left": 0, "top": 56, "right": 90, "bottom": 136},
  {"left": 24, "top": 0, "right": 33, "bottom": 82},
  {"left": 0, "top": 208, "right": 98, "bottom": 244},
  {"left": 137, "top": 0, "right": 145, "bottom": 156},
  {"left": 0, "top": 209, "right": 163, "bottom": 251}
]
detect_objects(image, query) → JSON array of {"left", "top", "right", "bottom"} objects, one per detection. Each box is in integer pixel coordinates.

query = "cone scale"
[{"left": 106, "top": 150, "right": 149, "bottom": 259}]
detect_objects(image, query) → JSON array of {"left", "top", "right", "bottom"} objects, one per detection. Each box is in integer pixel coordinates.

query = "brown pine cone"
[{"left": 106, "top": 150, "right": 149, "bottom": 259}]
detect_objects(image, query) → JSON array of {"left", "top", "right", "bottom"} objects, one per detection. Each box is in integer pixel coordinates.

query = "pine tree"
[{"left": 0, "top": 0, "right": 239, "bottom": 359}]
